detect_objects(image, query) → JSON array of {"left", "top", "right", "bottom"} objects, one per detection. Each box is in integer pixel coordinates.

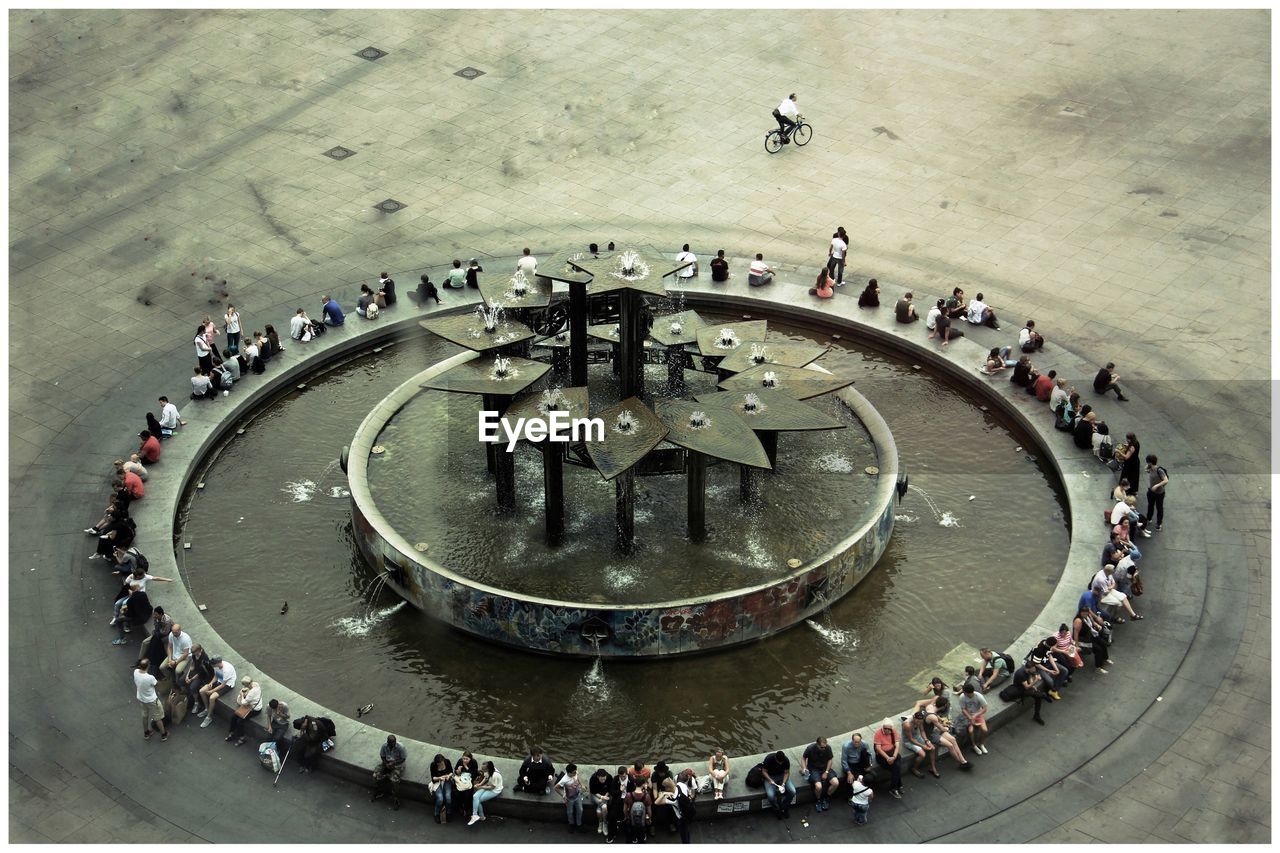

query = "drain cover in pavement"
[
  {"left": 374, "top": 199, "right": 406, "bottom": 213},
  {"left": 323, "top": 146, "right": 355, "bottom": 160},
  {"left": 356, "top": 46, "right": 387, "bottom": 61},
  {"left": 454, "top": 66, "right": 486, "bottom": 79}
]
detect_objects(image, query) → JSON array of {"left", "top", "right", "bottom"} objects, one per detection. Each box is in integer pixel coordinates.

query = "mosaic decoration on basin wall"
[{"left": 352, "top": 494, "right": 894, "bottom": 658}]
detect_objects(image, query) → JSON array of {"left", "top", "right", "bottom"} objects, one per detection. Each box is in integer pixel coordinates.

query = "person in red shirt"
[
  {"left": 138, "top": 431, "right": 162, "bottom": 464},
  {"left": 122, "top": 470, "right": 145, "bottom": 501},
  {"left": 873, "top": 717, "right": 904, "bottom": 799},
  {"left": 1033, "top": 369, "right": 1057, "bottom": 402}
]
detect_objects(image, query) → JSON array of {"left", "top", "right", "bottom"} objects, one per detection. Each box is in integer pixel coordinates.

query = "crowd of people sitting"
[{"left": 102, "top": 248, "right": 1169, "bottom": 837}]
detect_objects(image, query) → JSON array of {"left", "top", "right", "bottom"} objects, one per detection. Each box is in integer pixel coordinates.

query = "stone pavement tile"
[
  {"left": 1034, "top": 824, "right": 1103, "bottom": 843},
  {"left": 1170, "top": 805, "right": 1268, "bottom": 844}
]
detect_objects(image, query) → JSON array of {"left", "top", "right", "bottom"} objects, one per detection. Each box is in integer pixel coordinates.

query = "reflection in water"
[{"left": 181, "top": 321, "right": 1069, "bottom": 758}]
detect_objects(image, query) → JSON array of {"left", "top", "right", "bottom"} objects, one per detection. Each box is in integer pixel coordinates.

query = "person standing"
[
  {"left": 873, "top": 718, "right": 904, "bottom": 799},
  {"left": 134, "top": 658, "right": 168, "bottom": 742},
  {"left": 1145, "top": 454, "right": 1168, "bottom": 530},
  {"left": 193, "top": 326, "right": 214, "bottom": 374},
  {"left": 223, "top": 304, "right": 242, "bottom": 355},
  {"left": 710, "top": 250, "right": 729, "bottom": 282},
  {"left": 1119, "top": 432, "right": 1141, "bottom": 496},
  {"left": 828, "top": 227, "right": 848, "bottom": 286},
  {"left": 675, "top": 244, "right": 698, "bottom": 279},
  {"left": 372, "top": 734, "right": 407, "bottom": 810},
  {"left": 849, "top": 774, "right": 874, "bottom": 825},
  {"left": 516, "top": 248, "right": 538, "bottom": 281}
]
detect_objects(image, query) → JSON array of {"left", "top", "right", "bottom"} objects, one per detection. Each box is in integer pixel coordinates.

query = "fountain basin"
[{"left": 348, "top": 348, "right": 898, "bottom": 658}]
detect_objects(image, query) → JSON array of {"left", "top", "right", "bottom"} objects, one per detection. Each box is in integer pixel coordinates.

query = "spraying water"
[
  {"left": 334, "top": 601, "right": 407, "bottom": 638},
  {"left": 907, "top": 484, "right": 958, "bottom": 527}
]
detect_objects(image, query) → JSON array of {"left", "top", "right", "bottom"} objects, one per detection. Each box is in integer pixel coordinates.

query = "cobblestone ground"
[{"left": 9, "top": 8, "right": 1268, "bottom": 843}]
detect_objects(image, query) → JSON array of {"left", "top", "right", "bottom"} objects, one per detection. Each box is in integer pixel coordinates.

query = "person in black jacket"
[
  {"left": 515, "top": 747, "right": 556, "bottom": 793},
  {"left": 378, "top": 272, "right": 396, "bottom": 306},
  {"left": 416, "top": 273, "right": 441, "bottom": 305}
]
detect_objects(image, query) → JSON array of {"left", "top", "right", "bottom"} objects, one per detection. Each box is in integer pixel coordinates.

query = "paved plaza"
[{"left": 8, "top": 8, "right": 1270, "bottom": 844}]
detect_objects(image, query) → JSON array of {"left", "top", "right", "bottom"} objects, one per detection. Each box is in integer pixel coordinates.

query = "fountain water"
[
  {"left": 613, "top": 410, "right": 637, "bottom": 434},
  {"left": 508, "top": 270, "right": 529, "bottom": 298},
  {"left": 715, "top": 328, "right": 739, "bottom": 349},
  {"left": 490, "top": 356, "right": 515, "bottom": 381},
  {"left": 907, "top": 484, "right": 956, "bottom": 526},
  {"left": 476, "top": 303, "right": 504, "bottom": 334},
  {"left": 762, "top": 371, "right": 778, "bottom": 388},
  {"left": 749, "top": 343, "right": 768, "bottom": 364}
]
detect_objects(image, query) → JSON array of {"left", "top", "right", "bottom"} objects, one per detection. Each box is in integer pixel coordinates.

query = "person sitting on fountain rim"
[
  {"left": 978, "top": 647, "right": 1013, "bottom": 691},
  {"left": 516, "top": 746, "right": 556, "bottom": 794},
  {"left": 966, "top": 291, "right": 999, "bottom": 329},
  {"left": 760, "top": 750, "right": 796, "bottom": 817},
  {"left": 944, "top": 287, "right": 968, "bottom": 319},
  {"left": 801, "top": 736, "right": 840, "bottom": 811},
  {"left": 372, "top": 734, "right": 407, "bottom": 810},
  {"left": 446, "top": 259, "right": 467, "bottom": 289},
  {"left": 841, "top": 732, "right": 874, "bottom": 790},
  {"left": 895, "top": 291, "right": 919, "bottom": 323},
  {"left": 748, "top": 253, "right": 774, "bottom": 286}
]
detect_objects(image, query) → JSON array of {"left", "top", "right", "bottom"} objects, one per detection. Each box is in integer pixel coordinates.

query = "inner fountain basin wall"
[
  {"left": 347, "top": 347, "right": 898, "bottom": 658},
  {"left": 363, "top": 362, "right": 880, "bottom": 604}
]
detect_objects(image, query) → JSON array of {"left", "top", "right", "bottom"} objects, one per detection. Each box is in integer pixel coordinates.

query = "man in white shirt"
[
  {"left": 1019, "top": 320, "right": 1044, "bottom": 352},
  {"left": 157, "top": 396, "right": 184, "bottom": 435},
  {"left": 748, "top": 253, "right": 774, "bottom": 287},
  {"left": 197, "top": 656, "right": 237, "bottom": 727},
  {"left": 162, "top": 623, "right": 194, "bottom": 680},
  {"left": 289, "top": 308, "right": 310, "bottom": 340},
  {"left": 675, "top": 244, "right": 698, "bottom": 279},
  {"left": 773, "top": 93, "right": 799, "bottom": 143},
  {"left": 828, "top": 230, "right": 848, "bottom": 286},
  {"left": 1092, "top": 565, "right": 1142, "bottom": 621},
  {"left": 965, "top": 292, "right": 1000, "bottom": 329},
  {"left": 925, "top": 299, "right": 944, "bottom": 331},
  {"left": 516, "top": 247, "right": 538, "bottom": 281},
  {"left": 135, "top": 658, "right": 168, "bottom": 741}
]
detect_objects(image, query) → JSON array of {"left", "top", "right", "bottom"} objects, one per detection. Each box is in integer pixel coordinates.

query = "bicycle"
[{"left": 765, "top": 114, "right": 812, "bottom": 153}]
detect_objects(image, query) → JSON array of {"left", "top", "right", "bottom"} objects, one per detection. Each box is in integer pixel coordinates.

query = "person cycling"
[{"left": 773, "top": 93, "right": 799, "bottom": 143}]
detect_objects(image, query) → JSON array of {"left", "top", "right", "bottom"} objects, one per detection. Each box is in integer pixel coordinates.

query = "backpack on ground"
[
  {"left": 366, "top": 302, "right": 379, "bottom": 320},
  {"left": 745, "top": 763, "right": 764, "bottom": 788},
  {"left": 998, "top": 683, "right": 1020, "bottom": 702}
]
